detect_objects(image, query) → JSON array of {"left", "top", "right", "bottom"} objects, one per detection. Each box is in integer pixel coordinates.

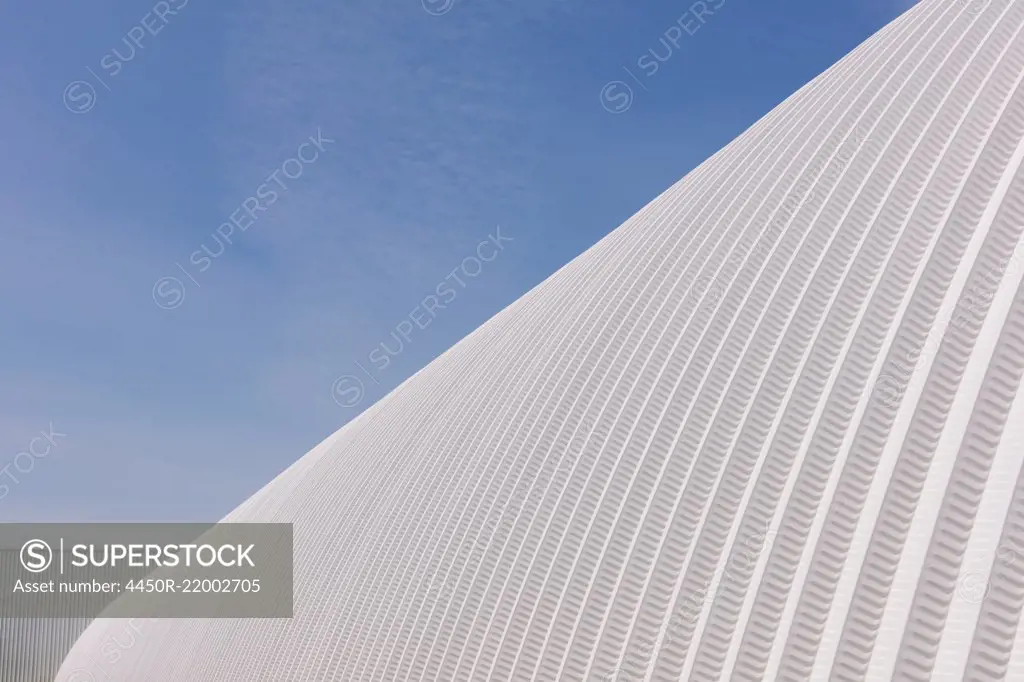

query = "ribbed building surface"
[
  {"left": 0, "top": 548, "right": 111, "bottom": 682},
  {"left": 1, "top": 618, "right": 88, "bottom": 682},
  {"left": 0, "top": 547, "right": 91, "bottom": 682},
  {"left": 57, "top": 0, "right": 1024, "bottom": 679},
  {"left": 0, "top": 549, "right": 90, "bottom": 682}
]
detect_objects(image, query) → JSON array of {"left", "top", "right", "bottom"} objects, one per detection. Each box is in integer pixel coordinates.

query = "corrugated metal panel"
[{"left": 0, "top": 552, "right": 90, "bottom": 682}]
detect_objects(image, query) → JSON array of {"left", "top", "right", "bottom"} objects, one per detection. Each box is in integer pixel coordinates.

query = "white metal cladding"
[
  {"left": 0, "top": 553, "right": 90, "bottom": 682},
  {"left": 55, "top": 1, "right": 1024, "bottom": 679}
]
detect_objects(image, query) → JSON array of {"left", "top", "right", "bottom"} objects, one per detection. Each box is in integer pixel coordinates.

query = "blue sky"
[{"left": 0, "top": 0, "right": 914, "bottom": 522}]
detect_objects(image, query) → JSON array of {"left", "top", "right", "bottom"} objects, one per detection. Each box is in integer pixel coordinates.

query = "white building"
[{"left": 56, "top": 0, "right": 1024, "bottom": 679}]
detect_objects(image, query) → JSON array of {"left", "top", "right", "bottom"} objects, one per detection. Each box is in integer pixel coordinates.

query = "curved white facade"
[{"left": 58, "top": 1, "right": 1024, "bottom": 679}]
